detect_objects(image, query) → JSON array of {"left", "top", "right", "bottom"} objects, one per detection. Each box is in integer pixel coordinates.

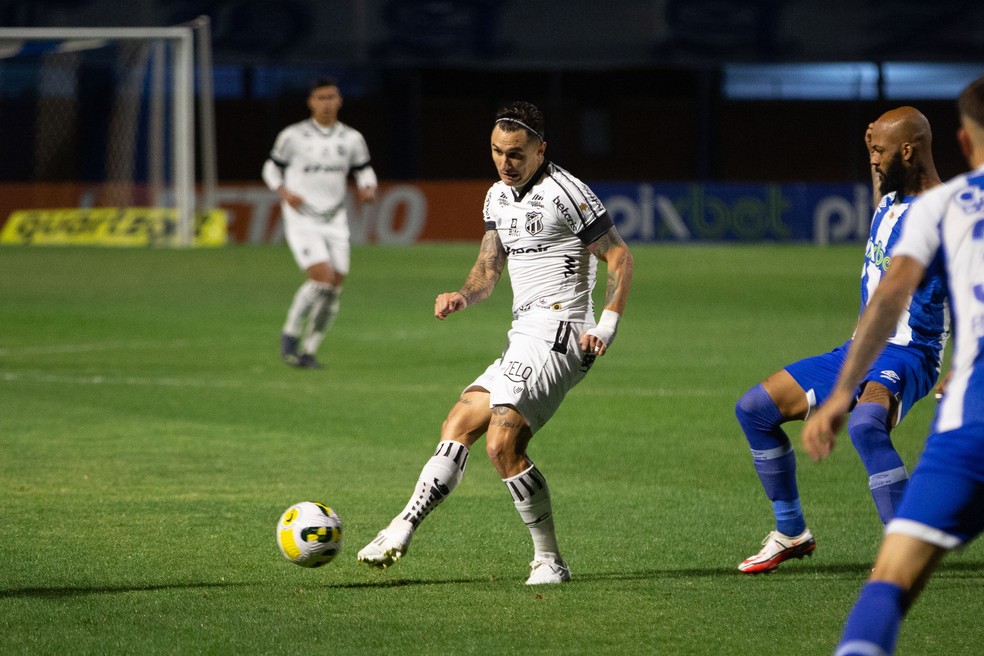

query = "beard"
[{"left": 878, "top": 152, "right": 917, "bottom": 198}]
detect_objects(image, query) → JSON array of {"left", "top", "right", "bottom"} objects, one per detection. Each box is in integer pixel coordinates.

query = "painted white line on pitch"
[
  {"left": 0, "top": 338, "right": 223, "bottom": 358},
  {"left": 0, "top": 368, "right": 730, "bottom": 398},
  {"left": 0, "top": 369, "right": 449, "bottom": 395}
]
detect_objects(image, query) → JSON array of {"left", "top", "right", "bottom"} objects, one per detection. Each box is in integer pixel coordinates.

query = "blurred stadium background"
[{"left": 0, "top": 0, "right": 981, "bottom": 247}]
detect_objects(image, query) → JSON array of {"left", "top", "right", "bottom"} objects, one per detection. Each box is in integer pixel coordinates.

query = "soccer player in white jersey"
[
  {"left": 804, "top": 75, "right": 984, "bottom": 656},
  {"left": 356, "top": 101, "right": 634, "bottom": 584},
  {"left": 734, "top": 107, "right": 949, "bottom": 573},
  {"left": 262, "top": 77, "right": 377, "bottom": 368}
]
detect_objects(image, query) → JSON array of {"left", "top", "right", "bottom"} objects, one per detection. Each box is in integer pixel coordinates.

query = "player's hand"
[
  {"left": 434, "top": 292, "right": 467, "bottom": 320},
  {"left": 279, "top": 187, "right": 304, "bottom": 209},
  {"left": 357, "top": 186, "right": 376, "bottom": 203},
  {"left": 579, "top": 309, "right": 619, "bottom": 356},
  {"left": 801, "top": 391, "right": 851, "bottom": 462},
  {"left": 580, "top": 326, "right": 614, "bottom": 357},
  {"left": 935, "top": 370, "right": 952, "bottom": 401}
]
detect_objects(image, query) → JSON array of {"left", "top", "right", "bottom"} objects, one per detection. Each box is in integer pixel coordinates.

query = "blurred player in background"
[
  {"left": 262, "top": 77, "right": 377, "bottom": 369},
  {"left": 356, "top": 101, "right": 634, "bottom": 584},
  {"left": 734, "top": 107, "right": 948, "bottom": 573},
  {"left": 804, "top": 75, "right": 984, "bottom": 656}
]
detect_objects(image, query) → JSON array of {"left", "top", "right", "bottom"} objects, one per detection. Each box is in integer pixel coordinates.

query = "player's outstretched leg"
[
  {"left": 736, "top": 384, "right": 813, "bottom": 573},
  {"left": 358, "top": 440, "right": 469, "bottom": 569},
  {"left": 504, "top": 463, "right": 571, "bottom": 584},
  {"left": 849, "top": 403, "right": 908, "bottom": 524},
  {"left": 834, "top": 581, "right": 908, "bottom": 655}
]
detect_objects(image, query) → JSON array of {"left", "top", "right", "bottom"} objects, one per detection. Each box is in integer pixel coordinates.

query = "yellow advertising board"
[{"left": 0, "top": 207, "right": 227, "bottom": 247}]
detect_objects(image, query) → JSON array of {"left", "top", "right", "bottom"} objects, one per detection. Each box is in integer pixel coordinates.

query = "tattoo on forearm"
[
  {"left": 459, "top": 231, "right": 504, "bottom": 306},
  {"left": 606, "top": 271, "right": 619, "bottom": 305}
]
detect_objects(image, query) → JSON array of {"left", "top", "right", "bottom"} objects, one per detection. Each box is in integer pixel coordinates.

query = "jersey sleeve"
[
  {"left": 349, "top": 132, "right": 371, "bottom": 168},
  {"left": 549, "top": 166, "right": 612, "bottom": 244},
  {"left": 482, "top": 186, "right": 496, "bottom": 231},
  {"left": 268, "top": 128, "right": 293, "bottom": 166},
  {"left": 892, "top": 188, "right": 946, "bottom": 267}
]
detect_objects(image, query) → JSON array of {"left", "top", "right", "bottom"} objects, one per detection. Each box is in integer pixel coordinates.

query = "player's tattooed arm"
[
  {"left": 588, "top": 226, "right": 634, "bottom": 314},
  {"left": 435, "top": 229, "right": 506, "bottom": 319}
]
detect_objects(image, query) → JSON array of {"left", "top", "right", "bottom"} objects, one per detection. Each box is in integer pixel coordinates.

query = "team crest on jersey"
[
  {"left": 957, "top": 185, "right": 984, "bottom": 214},
  {"left": 337, "top": 144, "right": 347, "bottom": 156},
  {"left": 525, "top": 212, "right": 543, "bottom": 236}
]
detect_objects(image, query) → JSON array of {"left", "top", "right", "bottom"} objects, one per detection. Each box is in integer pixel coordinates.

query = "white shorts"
[
  {"left": 465, "top": 317, "right": 597, "bottom": 434},
  {"left": 282, "top": 204, "right": 351, "bottom": 274}
]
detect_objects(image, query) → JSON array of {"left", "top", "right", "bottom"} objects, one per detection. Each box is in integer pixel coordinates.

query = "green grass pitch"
[{"left": 0, "top": 243, "right": 979, "bottom": 655}]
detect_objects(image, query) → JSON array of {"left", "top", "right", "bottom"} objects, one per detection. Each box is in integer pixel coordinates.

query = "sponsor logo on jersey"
[
  {"left": 865, "top": 239, "right": 891, "bottom": 272},
  {"left": 504, "top": 360, "right": 533, "bottom": 383},
  {"left": 562, "top": 254, "right": 577, "bottom": 277},
  {"left": 509, "top": 218, "right": 519, "bottom": 236},
  {"left": 497, "top": 192, "right": 510, "bottom": 207},
  {"left": 302, "top": 163, "right": 347, "bottom": 174},
  {"left": 553, "top": 196, "right": 577, "bottom": 232},
  {"left": 530, "top": 193, "right": 544, "bottom": 208},
  {"left": 879, "top": 369, "right": 901, "bottom": 383},
  {"left": 503, "top": 243, "right": 550, "bottom": 255},
  {"left": 525, "top": 211, "right": 543, "bottom": 235},
  {"left": 956, "top": 185, "right": 984, "bottom": 214}
]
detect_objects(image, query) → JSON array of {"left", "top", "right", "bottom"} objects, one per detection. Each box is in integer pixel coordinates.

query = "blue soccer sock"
[
  {"left": 735, "top": 384, "right": 806, "bottom": 536},
  {"left": 849, "top": 403, "right": 908, "bottom": 524},
  {"left": 835, "top": 581, "right": 908, "bottom": 656}
]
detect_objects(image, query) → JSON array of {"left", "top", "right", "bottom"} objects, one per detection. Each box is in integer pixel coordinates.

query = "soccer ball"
[{"left": 276, "top": 501, "right": 343, "bottom": 568}]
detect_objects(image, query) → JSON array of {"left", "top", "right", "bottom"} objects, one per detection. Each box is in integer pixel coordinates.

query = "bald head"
[
  {"left": 874, "top": 106, "right": 933, "bottom": 153},
  {"left": 868, "top": 106, "right": 939, "bottom": 197}
]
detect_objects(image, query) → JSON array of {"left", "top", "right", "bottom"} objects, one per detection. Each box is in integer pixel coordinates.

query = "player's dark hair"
[
  {"left": 310, "top": 77, "right": 339, "bottom": 94},
  {"left": 495, "top": 101, "right": 545, "bottom": 142},
  {"left": 957, "top": 76, "right": 984, "bottom": 127}
]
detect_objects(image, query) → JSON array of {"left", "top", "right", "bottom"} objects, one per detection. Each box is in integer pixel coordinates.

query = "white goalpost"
[{"left": 0, "top": 16, "right": 218, "bottom": 247}]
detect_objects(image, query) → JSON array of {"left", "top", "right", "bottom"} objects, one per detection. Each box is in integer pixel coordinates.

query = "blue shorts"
[
  {"left": 784, "top": 340, "right": 938, "bottom": 422},
  {"left": 887, "top": 424, "right": 984, "bottom": 548}
]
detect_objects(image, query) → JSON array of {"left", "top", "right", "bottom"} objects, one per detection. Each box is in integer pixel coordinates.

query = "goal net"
[{"left": 0, "top": 18, "right": 220, "bottom": 247}]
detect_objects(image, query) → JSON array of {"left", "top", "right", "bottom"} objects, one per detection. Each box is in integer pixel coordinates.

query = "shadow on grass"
[{"left": 4, "top": 561, "right": 980, "bottom": 598}]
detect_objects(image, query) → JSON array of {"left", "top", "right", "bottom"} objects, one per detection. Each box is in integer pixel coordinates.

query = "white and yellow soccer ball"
[{"left": 276, "top": 501, "right": 343, "bottom": 568}]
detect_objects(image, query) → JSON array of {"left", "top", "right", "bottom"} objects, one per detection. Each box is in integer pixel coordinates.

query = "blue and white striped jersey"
[
  {"left": 892, "top": 165, "right": 984, "bottom": 431},
  {"left": 859, "top": 191, "right": 949, "bottom": 363}
]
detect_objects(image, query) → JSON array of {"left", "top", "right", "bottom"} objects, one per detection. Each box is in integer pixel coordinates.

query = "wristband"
[{"left": 597, "top": 309, "right": 620, "bottom": 332}]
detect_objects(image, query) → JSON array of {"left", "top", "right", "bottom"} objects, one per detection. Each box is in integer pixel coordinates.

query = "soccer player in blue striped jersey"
[
  {"left": 735, "top": 107, "right": 949, "bottom": 573},
  {"left": 804, "top": 75, "right": 984, "bottom": 656}
]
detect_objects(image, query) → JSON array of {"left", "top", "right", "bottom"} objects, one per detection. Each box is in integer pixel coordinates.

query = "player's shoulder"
[
  {"left": 543, "top": 162, "right": 587, "bottom": 189},
  {"left": 335, "top": 120, "right": 366, "bottom": 140},
  {"left": 278, "top": 119, "right": 317, "bottom": 140},
  {"left": 913, "top": 169, "right": 982, "bottom": 215}
]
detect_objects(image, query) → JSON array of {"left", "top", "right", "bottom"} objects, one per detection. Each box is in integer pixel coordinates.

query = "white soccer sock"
[
  {"left": 301, "top": 284, "right": 340, "bottom": 355},
  {"left": 282, "top": 280, "right": 325, "bottom": 336},
  {"left": 390, "top": 440, "right": 470, "bottom": 533},
  {"left": 504, "top": 463, "right": 561, "bottom": 561}
]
